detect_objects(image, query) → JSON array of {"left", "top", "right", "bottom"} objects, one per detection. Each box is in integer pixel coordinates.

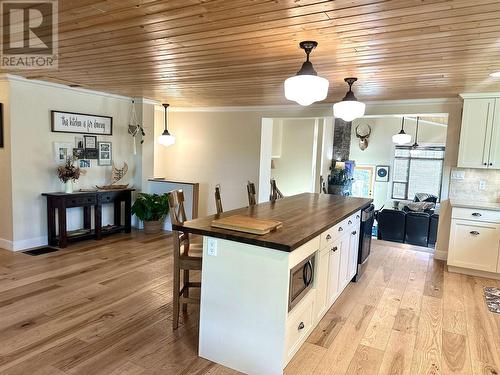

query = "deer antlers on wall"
[{"left": 355, "top": 124, "right": 372, "bottom": 151}]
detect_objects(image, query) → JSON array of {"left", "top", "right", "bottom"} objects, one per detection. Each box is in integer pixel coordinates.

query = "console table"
[{"left": 42, "top": 189, "right": 134, "bottom": 248}]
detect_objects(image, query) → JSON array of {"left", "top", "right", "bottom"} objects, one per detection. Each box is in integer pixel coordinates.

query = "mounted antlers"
[{"left": 355, "top": 124, "right": 371, "bottom": 151}]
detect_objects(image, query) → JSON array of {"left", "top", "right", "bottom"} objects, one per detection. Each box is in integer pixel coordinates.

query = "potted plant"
[
  {"left": 131, "top": 193, "right": 170, "bottom": 234},
  {"left": 57, "top": 157, "right": 81, "bottom": 193}
]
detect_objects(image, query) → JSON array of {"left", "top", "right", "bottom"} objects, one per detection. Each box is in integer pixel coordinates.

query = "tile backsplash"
[{"left": 449, "top": 168, "right": 500, "bottom": 203}]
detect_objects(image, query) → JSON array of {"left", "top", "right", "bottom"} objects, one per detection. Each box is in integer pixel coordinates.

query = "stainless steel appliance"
[
  {"left": 353, "top": 204, "right": 375, "bottom": 282},
  {"left": 288, "top": 253, "right": 315, "bottom": 311}
]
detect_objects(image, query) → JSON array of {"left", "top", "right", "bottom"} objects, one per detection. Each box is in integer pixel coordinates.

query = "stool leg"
[
  {"left": 182, "top": 269, "right": 189, "bottom": 312},
  {"left": 173, "top": 264, "right": 180, "bottom": 330}
]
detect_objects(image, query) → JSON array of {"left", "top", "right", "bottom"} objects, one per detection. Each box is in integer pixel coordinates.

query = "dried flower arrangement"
[{"left": 57, "top": 157, "right": 81, "bottom": 183}]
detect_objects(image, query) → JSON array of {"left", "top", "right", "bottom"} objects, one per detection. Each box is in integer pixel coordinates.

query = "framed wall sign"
[
  {"left": 375, "top": 165, "right": 390, "bottom": 182},
  {"left": 84, "top": 148, "right": 99, "bottom": 159},
  {"left": 51, "top": 110, "right": 112, "bottom": 135},
  {"left": 98, "top": 141, "right": 112, "bottom": 166},
  {"left": 84, "top": 135, "right": 97, "bottom": 149}
]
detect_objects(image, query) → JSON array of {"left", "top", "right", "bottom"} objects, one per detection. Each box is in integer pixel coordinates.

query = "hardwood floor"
[{"left": 0, "top": 233, "right": 499, "bottom": 374}]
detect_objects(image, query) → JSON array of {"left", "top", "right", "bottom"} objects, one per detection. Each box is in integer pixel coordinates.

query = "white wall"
[
  {"left": 0, "top": 79, "right": 13, "bottom": 249},
  {"left": 3, "top": 76, "right": 156, "bottom": 250},
  {"left": 350, "top": 116, "right": 448, "bottom": 209},
  {"left": 271, "top": 118, "right": 317, "bottom": 196}
]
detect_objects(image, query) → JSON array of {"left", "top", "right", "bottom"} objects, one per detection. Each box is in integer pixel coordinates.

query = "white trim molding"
[
  {"left": 460, "top": 92, "right": 500, "bottom": 99},
  {"left": 0, "top": 238, "right": 13, "bottom": 251},
  {"left": 433, "top": 250, "right": 448, "bottom": 261}
]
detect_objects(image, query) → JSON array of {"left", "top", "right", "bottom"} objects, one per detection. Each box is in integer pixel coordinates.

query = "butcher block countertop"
[{"left": 173, "top": 193, "right": 372, "bottom": 252}]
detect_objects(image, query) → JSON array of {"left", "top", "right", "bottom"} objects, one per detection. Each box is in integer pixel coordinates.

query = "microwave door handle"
[{"left": 303, "top": 260, "right": 313, "bottom": 287}]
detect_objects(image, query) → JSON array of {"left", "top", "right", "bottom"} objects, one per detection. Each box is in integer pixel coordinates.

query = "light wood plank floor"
[{"left": 0, "top": 233, "right": 499, "bottom": 375}]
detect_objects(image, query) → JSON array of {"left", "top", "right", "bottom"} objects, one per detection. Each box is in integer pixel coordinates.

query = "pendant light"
[
  {"left": 158, "top": 103, "right": 175, "bottom": 147},
  {"left": 284, "top": 41, "right": 329, "bottom": 106},
  {"left": 392, "top": 117, "right": 412, "bottom": 145},
  {"left": 333, "top": 77, "right": 365, "bottom": 122}
]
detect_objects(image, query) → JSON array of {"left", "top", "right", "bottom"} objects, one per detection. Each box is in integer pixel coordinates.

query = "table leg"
[
  {"left": 114, "top": 200, "right": 122, "bottom": 227},
  {"left": 83, "top": 206, "right": 91, "bottom": 230},
  {"left": 57, "top": 203, "right": 68, "bottom": 248},
  {"left": 124, "top": 192, "right": 132, "bottom": 233},
  {"left": 47, "top": 199, "right": 57, "bottom": 246},
  {"left": 95, "top": 204, "right": 102, "bottom": 240}
]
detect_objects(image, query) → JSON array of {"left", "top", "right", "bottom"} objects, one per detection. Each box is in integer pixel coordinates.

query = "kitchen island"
[{"left": 173, "top": 193, "right": 372, "bottom": 375}]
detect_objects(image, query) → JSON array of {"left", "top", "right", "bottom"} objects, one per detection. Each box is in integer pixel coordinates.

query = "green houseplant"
[{"left": 131, "top": 193, "right": 170, "bottom": 234}]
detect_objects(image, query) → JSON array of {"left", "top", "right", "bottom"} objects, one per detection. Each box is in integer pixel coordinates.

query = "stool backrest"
[
  {"left": 168, "top": 189, "right": 187, "bottom": 225},
  {"left": 247, "top": 181, "right": 256, "bottom": 206},
  {"left": 215, "top": 184, "right": 223, "bottom": 214},
  {"left": 269, "top": 178, "right": 284, "bottom": 202}
]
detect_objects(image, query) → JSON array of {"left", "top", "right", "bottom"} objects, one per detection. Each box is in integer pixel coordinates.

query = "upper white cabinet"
[{"left": 458, "top": 96, "right": 500, "bottom": 169}]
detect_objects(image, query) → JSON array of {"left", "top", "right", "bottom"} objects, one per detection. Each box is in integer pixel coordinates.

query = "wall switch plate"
[
  {"left": 451, "top": 170, "right": 465, "bottom": 180},
  {"left": 479, "top": 180, "right": 486, "bottom": 191},
  {"left": 207, "top": 238, "right": 217, "bottom": 256}
]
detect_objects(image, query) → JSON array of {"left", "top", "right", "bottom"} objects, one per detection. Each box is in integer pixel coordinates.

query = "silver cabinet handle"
[
  {"left": 298, "top": 322, "right": 305, "bottom": 330},
  {"left": 338, "top": 227, "right": 343, "bottom": 232},
  {"left": 326, "top": 234, "right": 331, "bottom": 240},
  {"left": 331, "top": 246, "right": 338, "bottom": 252},
  {"left": 348, "top": 220, "right": 352, "bottom": 225},
  {"left": 470, "top": 231, "right": 480, "bottom": 236},
  {"left": 472, "top": 212, "right": 482, "bottom": 217}
]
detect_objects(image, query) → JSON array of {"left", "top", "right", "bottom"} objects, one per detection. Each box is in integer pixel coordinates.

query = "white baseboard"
[
  {"left": 12, "top": 236, "right": 47, "bottom": 251},
  {"left": 433, "top": 250, "right": 448, "bottom": 261},
  {"left": 448, "top": 266, "right": 500, "bottom": 280},
  {"left": 0, "top": 238, "right": 13, "bottom": 251}
]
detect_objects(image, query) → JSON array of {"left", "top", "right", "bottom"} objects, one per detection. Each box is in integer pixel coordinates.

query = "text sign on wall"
[{"left": 51, "top": 110, "right": 113, "bottom": 135}]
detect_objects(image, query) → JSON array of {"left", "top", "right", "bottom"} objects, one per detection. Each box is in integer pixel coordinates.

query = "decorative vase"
[
  {"left": 143, "top": 220, "right": 163, "bottom": 234},
  {"left": 65, "top": 181, "right": 73, "bottom": 194}
]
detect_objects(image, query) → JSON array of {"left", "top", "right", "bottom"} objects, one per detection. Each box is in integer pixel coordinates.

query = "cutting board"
[{"left": 211, "top": 215, "right": 282, "bottom": 235}]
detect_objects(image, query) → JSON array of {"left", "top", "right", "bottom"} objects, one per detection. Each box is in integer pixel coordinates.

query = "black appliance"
[
  {"left": 288, "top": 253, "right": 315, "bottom": 311},
  {"left": 353, "top": 204, "right": 374, "bottom": 282}
]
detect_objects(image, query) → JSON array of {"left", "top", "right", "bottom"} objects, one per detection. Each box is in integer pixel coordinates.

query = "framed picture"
[
  {"left": 0, "top": 103, "right": 3, "bottom": 148},
  {"left": 375, "top": 165, "right": 390, "bottom": 182},
  {"left": 84, "top": 135, "right": 97, "bottom": 149},
  {"left": 85, "top": 148, "right": 99, "bottom": 159},
  {"left": 73, "top": 148, "right": 85, "bottom": 159},
  {"left": 51, "top": 110, "right": 112, "bottom": 135},
  {"left": 98, "top": 141, "right": 112, "bottom": 166},
  {"left": 54, "top": 142, "right": 73, "bottom": 164},
  {"left": 79, "top": 159, "right": 91, "bottom": 168},
  {"left": 75, "top": 136, "right": 84, "bottom": 149}
]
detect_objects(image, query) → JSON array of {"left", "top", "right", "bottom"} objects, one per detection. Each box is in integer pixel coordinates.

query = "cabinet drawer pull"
[
  {"left": 489, "top": 163, "right": 493, "bottom": 166},
  {"left": 298, "top": 322, "right": 305, "bottom": 331},
  {"left": 356, "top": 215, "right": 360, "bottom": 219},
  {"left": 352, "top": 231, "right": 357, "bottom": 235},
  {"left": 471, "top": 212, "right": 482, "bottom": 217},
  {"left": 326, "top": 234, "right": 331, "bottom": 240},
  {"left": 331, "top": 246, "right": 338, "bottom": 252},
  {"left": 483, "top": 162, "right": 487, "bottom": 166},
  {"left": 338, "top": 227, "right": 343, "bottom": 232},
  {"left": 348, "top": 220, "right": 352, "bottom": 225},
  {"left": 470, "top": 231, "right": 480, "bottom": 236}
]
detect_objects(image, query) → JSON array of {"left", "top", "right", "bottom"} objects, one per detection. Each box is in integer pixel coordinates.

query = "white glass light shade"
[
  {"left": 158, "top": 134, "right": 175, "bottom": 146},
  {"left": 392, "top": 132, "right": 412, "bottom": 145},
  {"left": 284, "top": 74, "right": 329, "bottom": 106},
  {"left": 333, "top": 100, "right": 366, "bottom": 122}
]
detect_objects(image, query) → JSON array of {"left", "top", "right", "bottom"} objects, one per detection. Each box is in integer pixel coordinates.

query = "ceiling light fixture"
[
  {"left": 333, "top": 77, "right": 365, "bottom": 122},
  {"left": 284, "top": 41, "right": 329, "bottom": 106},
  {"left": 158, "top": 103, "right": 175, "bottom": 147},
  {"left": 489, "top": 71, "right": 500, "bottom": 78},
  {"left": 392, "top": 117, "right": 412, "bottom": 145}
]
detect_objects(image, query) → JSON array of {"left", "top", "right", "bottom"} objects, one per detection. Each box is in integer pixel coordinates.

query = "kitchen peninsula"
[{"left": 173, "top": 193, "right": 372, "bottom": 375}]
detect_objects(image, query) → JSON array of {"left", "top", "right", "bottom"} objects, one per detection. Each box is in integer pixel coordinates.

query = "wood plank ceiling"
[{"left": 3, "top": 0, "right": 500, "bottom": 106}]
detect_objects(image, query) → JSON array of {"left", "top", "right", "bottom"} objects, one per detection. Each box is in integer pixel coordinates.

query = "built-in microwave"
[{"left": 288, "top": 253, "right": 315, "bottom": 311}]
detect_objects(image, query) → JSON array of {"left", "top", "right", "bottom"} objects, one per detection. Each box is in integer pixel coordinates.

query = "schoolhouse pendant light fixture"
[
  {"left": 392, "top": 117, "right": 412, "bottom": 145},
  {"left": 284, "top": 41, "right": 329, "bottom": 106},
  {"left": 333, "top": 77, "right": 365, "bottom": 122},
  {"left": 158, "top": 103, "right": 175, "bottom": 147}
]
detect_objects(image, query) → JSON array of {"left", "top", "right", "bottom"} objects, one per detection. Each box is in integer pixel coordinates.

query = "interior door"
[{"left": 458, "top": 98, "right": 495, "bottom": 168}]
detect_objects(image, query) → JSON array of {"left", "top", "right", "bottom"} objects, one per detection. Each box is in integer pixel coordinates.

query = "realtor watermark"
[{"left": 1, "top": 0, "right": 58, "bottom": 69}]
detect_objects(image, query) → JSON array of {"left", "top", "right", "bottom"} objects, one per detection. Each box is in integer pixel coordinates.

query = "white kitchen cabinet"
[
  {"left": 339, "top": 234, "right": 351, "bottom": 289},
  {"left": 448, "top": 206, "right": 500, "bottom": 275},
  {"left": 326, "top": 237, "right": 342, "bottom": 307},
  {"left": 458, "top": 97, "right": 500, "bottom": 169},
  {"left": 314, "top": 247, "right": 330, "bottom": 322},
  {"left": 348, "top": 228, "right": 360, "bottom": 281}
]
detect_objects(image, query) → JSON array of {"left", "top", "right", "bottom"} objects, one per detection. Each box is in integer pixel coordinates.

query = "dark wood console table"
[{"left": 42, "top": 189, "right": 135, "bottom": 248}]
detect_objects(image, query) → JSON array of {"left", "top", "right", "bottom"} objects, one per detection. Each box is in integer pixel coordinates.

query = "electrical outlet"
[
  {"left": 207, "top": 238, "right": 217, "bottom": 256},
  {"left": 451, "top": 170, "right": 465, "bottom": 180},
  {"left": 479, "top": 180, "right": 486, "bottom": 191}
]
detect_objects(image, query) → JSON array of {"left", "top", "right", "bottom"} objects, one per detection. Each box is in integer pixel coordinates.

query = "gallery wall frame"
[{"left": 51, "top": 110, "right": 113, "bottom": 135}]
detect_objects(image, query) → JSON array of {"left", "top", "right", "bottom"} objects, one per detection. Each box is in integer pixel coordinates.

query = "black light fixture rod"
[{"left": 162, "top": 103, "right": 170, "bottom": 133}]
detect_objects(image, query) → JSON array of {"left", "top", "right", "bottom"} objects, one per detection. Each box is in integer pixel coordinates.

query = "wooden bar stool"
[
  {"left": 168, "top": 189, "right": 202, "bottom": 330},
  {"left": 215, "top": 184, "right": 223, "bottom": 214},
  {"left": 247, "top": 181, "right": 256, "bottom": 206},
  {"left": 269, "top": 178, "right": 284, "bottom": 202}
]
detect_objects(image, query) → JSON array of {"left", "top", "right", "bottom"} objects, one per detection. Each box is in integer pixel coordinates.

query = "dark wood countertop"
[{"left": 173, "top": 193, "right": 372, "bottom": 252}]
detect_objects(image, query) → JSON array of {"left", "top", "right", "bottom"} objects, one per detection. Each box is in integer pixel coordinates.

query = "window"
[{"left": 392, "top": 146, "right": 445, "bottom": 201}]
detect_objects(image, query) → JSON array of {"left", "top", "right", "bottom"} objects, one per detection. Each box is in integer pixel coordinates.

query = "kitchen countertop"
[
  {"left": 450, "top": 200, "right": 500, "bottom": 211},
  {"left": 173, "top": 193, "right": 372, "bottom": 252}
]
